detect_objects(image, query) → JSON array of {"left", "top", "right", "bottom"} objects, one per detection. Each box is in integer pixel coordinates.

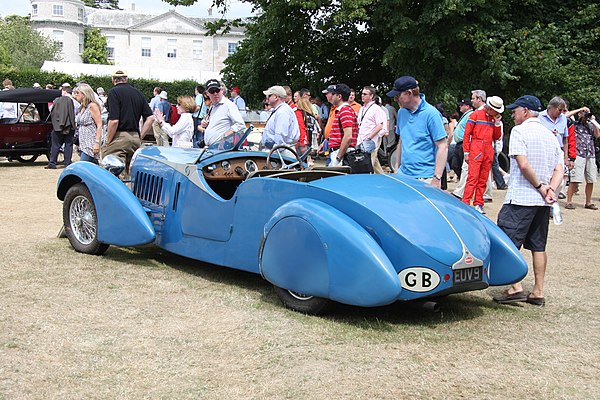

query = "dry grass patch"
[{"left": 1, "top": 160, "right": 600, "bottom": 399}]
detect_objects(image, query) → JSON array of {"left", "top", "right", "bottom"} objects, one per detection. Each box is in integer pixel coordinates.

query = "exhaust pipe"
[{"left": 419, "top": 300, "right": 440, "bottom": 313}]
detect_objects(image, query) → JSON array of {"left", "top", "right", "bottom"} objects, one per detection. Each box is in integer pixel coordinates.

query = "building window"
[
  {"left": 141, "top": 37, "right": 151, "bottom": 57},
  {"left": 106, "top": 36, "right": 115, "bottom": 61},
  {"left": 32, "top": 4, "right": 38, "bottom": 16},
  {"left": 53, "top": 30, "right": 64, "bottom": 50},
  {"left": 79, "top": 33, "right": 84, "bottom": 54},
  {"left": 78, "top": 8, "right": 84, "bottom": 20},
  {"left": 228, "top": 42, "right": 238, "bottom": 55},
  {"left": 192, "top": 40, "right": 202, "bottom": 60},
  {"left": 53, "top": 4, "right": 63, "bottom": 16},
  {"left": 167, "top": 39, "right": 177, "bottom": 58}
]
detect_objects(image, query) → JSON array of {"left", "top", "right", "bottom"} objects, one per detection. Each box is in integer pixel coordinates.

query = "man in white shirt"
[
  {"left": 201, "top": 79, "right": 246, "bottom": 148},
  {"left": 261, "top": 85, "right": 299, "bottom": 149},
  {"left": 357, "top": 86, "right": 388, "bottom": 173}
]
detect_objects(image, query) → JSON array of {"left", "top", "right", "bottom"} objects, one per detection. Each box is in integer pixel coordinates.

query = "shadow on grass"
[
  {"left": 99, "top": 244, "right": 510, "bottom": 327},
  {"left": 0, "top": 160, "right": 50, "bottom": 168}
]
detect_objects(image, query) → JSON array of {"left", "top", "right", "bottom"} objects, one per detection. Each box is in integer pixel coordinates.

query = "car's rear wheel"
[
  {"left": 273, "top": 286, "right": 331, "bottom": 315},
  {"left": 16, "top": 154, "right": 39, "bottom": 163},
  {"left": 63, "top": 183, "right": 109, "bottom": 255}
]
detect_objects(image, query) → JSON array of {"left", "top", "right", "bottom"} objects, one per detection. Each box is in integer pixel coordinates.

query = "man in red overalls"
[{"left": 462, "top": 96, "right": 504, "bottom": 214}]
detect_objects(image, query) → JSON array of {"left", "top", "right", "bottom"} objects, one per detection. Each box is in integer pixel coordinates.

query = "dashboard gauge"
[
  {"left": 270, "top": 160, "right": 279, "bottom": 169},
  {"left": 221, "top": 160, "right": 231, "bottom": 171},
  {"left": 245, "top": 159, "right": 258, "bottom": 173},
  {"left": 207, "top": 164, "right": 217, "bottom": 172}
]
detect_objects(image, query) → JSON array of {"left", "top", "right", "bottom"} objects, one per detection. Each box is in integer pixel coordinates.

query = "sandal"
[
  {"left": 492, "top": 290, "right": 528, "bottom": 304},
  {"left": 565, "top": 203, "right": 575, "bottom": 210},
  {"left": 585, "top": 203, "right": 598, "bottom": 210},
  {"left": 526, "top": 294, "right": 545, "bottom": 307}
]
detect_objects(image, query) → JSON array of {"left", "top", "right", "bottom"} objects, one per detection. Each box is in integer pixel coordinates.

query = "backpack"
[
  {"left": 169, "top": 103, "right": 180, "bottom": 124},
  {"left": 304, "top": 113, "right": 321, "bottom": 147}
]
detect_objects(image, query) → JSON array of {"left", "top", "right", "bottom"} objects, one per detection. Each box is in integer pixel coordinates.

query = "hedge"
[{"left": 0, "top": 66, "right": 199, "bottom": 101}]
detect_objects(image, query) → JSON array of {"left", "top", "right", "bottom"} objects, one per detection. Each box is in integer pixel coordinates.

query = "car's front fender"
[
  {"left": 259, "top": 199, "right": 401, "bottom": 307},
  {"left": 474, "top": 212, "right": 528, "bottom": 285},
  {"left": 57, "top": 162, "right": 155, "bottom": 246}
]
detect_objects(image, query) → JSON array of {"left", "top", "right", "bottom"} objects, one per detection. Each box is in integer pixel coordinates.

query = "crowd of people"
[{"left": 4, "top": 71, "right": 600, "bottom": 306}]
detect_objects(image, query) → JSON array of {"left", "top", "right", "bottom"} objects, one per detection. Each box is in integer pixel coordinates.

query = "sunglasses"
[{"left": 208, "top": 88, "right": 220, "bottom": 94}]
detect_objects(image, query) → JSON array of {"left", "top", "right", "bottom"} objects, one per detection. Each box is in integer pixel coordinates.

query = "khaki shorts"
[{"left": 571, "top": 156, "right": 597, "bottom": 183}]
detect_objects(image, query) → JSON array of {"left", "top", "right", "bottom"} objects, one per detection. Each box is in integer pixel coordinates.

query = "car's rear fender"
[
  {"left": 474, "top": 212, "right": 528, "bottom": 285},
  {"left": 57, "top": 162, "right": 155, "bottom": 246},
  {"left": 259, "top": 199, "right": 401, "bottom": 307}
]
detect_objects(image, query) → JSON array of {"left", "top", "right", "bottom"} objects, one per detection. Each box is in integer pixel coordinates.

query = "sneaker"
[
  {"left": 474, "top": 205, "right": 486, "bottom": 214},
  {"left": 558, "top": 192, "right": 566, "bottom": 199}
]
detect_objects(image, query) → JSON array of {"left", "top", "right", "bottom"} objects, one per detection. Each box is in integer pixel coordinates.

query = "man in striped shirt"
[{"left": 328, "top": 84, "right": 360, "bottom": 170}]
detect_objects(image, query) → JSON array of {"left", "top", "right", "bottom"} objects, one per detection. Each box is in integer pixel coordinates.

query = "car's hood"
[{"left": 310, "top": 174, "right": 490, "bottom": 267}]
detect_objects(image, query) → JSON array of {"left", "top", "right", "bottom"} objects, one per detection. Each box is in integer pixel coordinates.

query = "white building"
[{"left": 30, "top": 0, "right": 246, "bottom": 81}]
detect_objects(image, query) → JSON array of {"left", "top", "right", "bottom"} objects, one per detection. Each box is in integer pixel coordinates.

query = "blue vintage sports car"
[{"left": 56, "top": 129, "right": 528, "bottom": 314}]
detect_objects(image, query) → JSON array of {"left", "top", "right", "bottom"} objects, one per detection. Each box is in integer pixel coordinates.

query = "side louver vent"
[{"left": 133, "top": 171, "right": 164, "bottom": 205}]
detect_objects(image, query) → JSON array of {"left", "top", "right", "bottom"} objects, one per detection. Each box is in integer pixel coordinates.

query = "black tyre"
[
  {"left": 273, "top": 286, "right": 331, "bottom": 315},
  {"left": 63, "top": 183, "right": 109, "bottom": 255},
  {"left": 16, "top": 154, "right": 39, "bottom": 163}
]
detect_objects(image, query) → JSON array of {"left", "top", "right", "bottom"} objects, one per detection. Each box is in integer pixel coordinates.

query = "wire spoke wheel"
[{"left": 63, "top": 183, "right": 109, "bottom": 255}]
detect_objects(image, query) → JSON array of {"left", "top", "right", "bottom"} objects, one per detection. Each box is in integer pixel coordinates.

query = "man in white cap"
[
  {"left": 200, "top": 79, "right": 245, "bottom": 148},
  {"left": 261, "top": 85, "right": 299, "bottom": 150},
  {"left": 461, "top": 95, "right": 504, "bottom": 213}
]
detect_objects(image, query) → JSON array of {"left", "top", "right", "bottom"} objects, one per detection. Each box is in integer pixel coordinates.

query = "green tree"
[
  {"left": 162, "top": 0, "right": 600, "bottom": 109},
  {"left": 83, "top": 0, "right": 120, "bottom": 9},
  {"left": 0, "top": 15, "right": 61, "bottom": 69},
  {"left": 82, "top": 28, "right": 109, "bottom": 64}
]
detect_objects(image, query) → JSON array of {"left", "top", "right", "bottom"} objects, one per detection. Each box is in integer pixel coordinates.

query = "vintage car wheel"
[
  {"left": 16, "top": 154, "right": 39, "bottom": 163},
  {"left": 273, "top": 286, "right": 331, "bottom": 315},
  {"left": 63, "top": 183, "right": 109, "bottom": 255}
]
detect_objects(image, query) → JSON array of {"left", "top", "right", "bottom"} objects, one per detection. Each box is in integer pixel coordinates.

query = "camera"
[{"left": 582, "top": 111, "right": 593, "bottom": 120}]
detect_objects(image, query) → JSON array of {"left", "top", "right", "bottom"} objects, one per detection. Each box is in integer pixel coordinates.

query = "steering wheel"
[{"left": 266, "top": 144, "right": 304, "bottom": 170}]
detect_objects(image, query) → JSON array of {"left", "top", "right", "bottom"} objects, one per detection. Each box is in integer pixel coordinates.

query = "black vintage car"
[{"left": 0, "top": 88, "right": 61, "bottom": 163}]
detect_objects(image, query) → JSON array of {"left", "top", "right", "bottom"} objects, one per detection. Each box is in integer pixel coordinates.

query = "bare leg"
[
  {"left": 585, "top": 183, "right": 594, "bottom": 205},
  {"left": 530, "top": 251, "right": 547, "bottom": 298},
  {"left": 566, "top": 182, "right": 578, "bottom": 205}
]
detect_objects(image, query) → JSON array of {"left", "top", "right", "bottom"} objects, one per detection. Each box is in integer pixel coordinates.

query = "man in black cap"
[
  {"left": 103, "top": 68, "right": 153, "bottom": 178},
  {"left": 199, "top": 79, "right": 245, "bottom": 148},
  {"left": 387, "top": 76, "right": 447, "bottom": 188},
  {"left": 493, "top": 95, "right": 563, "bottom": 307}
]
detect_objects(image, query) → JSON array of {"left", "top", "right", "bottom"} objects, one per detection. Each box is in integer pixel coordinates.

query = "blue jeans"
[{"left": 79, "top": 151, "right": 99, "bottom": 164}]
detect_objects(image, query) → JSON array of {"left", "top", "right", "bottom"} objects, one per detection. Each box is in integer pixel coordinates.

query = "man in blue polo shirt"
[{"left": 387, "top": 76, "right": 447, "bottom": 188}]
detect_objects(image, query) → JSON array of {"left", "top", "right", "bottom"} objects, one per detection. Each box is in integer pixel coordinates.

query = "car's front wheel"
[
  {"left": 63, "top": 183, "right": 109, "bottom": 255},
  {"left": 273, "top": 286, "right": 331, "bottom": 315}
]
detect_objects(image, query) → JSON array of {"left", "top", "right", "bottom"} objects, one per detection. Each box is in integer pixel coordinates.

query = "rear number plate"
[{"left": 453, "top": 267, "right": 482, "bottom": 284}]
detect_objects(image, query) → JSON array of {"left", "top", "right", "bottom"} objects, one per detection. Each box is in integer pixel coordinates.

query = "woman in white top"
[{"left": 155, "top": 95, "right": 195, "bottom": 147}]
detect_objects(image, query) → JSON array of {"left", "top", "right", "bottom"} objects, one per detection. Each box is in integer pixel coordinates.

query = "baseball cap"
[
  {"left": 486, "top": 96, "right": 505, "bottom": 113},
  {"left": 263, "top": 85, "right": 287, "bottom": 98},
  {"left": 205, "top": 79, "right": 221, "bottom": 91},
  {"left": 458, "top": 98, "right": 472, "bottom": 107},
  {"left": 33, "top": 82, "right": 41, "bottom": 88},
  {"left": 112, "top": 68, "right": 128, "bottom": 77},
  {"left": 506, "top": 95, "right": 543, "bottom": 112},
  {"left": 231, "top": 86, "right": 240, "bottom": 94},
  {"left": 322, "top": 84, "right": 336, "bottom": 94},
  {"left": 61, "top": 82, "right": 71, "bottom": 88},
  {"left": 329, "top": 83, "right": 351, "bottom": 98},
  {"left": 386, "top": 76, "right": 418, "bottom": 97},
  {"left": 159, "top": 91, "right": 168, "bottom": 99}
]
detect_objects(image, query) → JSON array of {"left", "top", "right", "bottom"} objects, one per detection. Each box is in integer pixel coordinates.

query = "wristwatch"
[{"left": 433, "top": 174, "right": 442, "bottom": 180}]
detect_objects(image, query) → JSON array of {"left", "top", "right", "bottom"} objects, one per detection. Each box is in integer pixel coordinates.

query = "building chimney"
[
  {"left": 207, "top": 7, "right": 212, "bottom": 16},
  {"left": 131, "top": 3, "right": 135, "bottom": 11}
]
